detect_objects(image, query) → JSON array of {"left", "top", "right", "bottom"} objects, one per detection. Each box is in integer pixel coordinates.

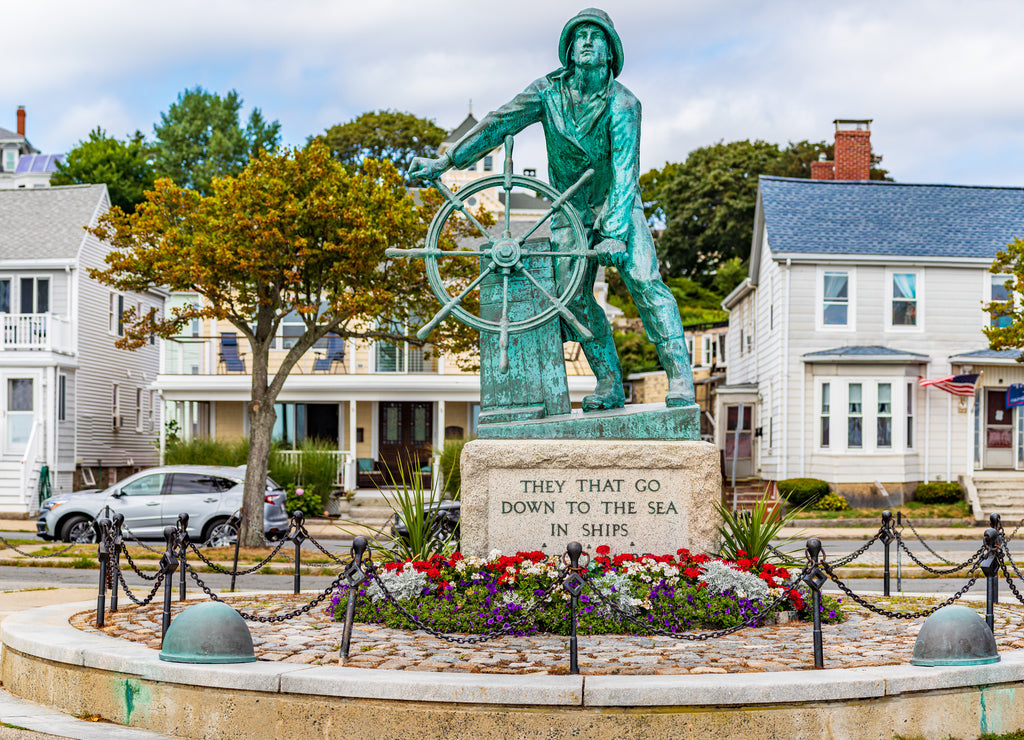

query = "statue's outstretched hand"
[
  {"left": 594, "top": 238, "right": 628, "bottom": 268},
  {"left": 408, "top": 156, "right": 449, "bottom": 182}
]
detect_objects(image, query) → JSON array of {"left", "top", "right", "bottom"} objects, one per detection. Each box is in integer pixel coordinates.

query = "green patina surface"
[{"left": 477, "top": 402, "right": 700, "bottom": 440}]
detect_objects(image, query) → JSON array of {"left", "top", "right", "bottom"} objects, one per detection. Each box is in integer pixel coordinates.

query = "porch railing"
[
  {"left": 19, "top": 422, "right": 43, "bottom": 515},
  {"left": 276, "top": 449, "right": 353, "bottom": 490},
  {"left": 1, "top": 314, "right": 73, "bottom": 354}
]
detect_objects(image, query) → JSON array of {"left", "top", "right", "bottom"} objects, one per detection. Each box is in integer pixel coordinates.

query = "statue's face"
[{"left": 570, "top": 22, "right": 610, "bottom": 70}]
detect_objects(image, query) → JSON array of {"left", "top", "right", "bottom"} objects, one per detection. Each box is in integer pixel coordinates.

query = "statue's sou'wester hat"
[{"left": 558, "top": 8, "right": 624, "bottom": 78}]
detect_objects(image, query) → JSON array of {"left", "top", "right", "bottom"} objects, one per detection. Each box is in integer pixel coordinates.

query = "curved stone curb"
[{"left": 6, "top": 601, "right": 1024, "bottom": 739}]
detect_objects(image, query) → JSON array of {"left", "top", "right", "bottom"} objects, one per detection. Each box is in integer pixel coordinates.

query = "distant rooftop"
[
  {"left": 13, "top": 153, "right": 63, "bottom": 174},
  {"left": 0, "top": 185, "right": 106, "bottom": 260},
  {"left": 760, "top": 176, "right": 1024, "bottom": 260},
  {"left": 802, "top": 345, "right": 930, "bottom": 363},
  {"left": 443, "top": 114, "right": 478, "bottom": 144}
]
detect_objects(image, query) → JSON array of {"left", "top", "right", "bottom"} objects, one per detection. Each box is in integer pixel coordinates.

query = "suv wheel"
[
  {"left": 61, "top": 515, "right": 96, "bottom": 543},
  {"left": 203, "top": 518, "right": 239, "bottom": 547}
]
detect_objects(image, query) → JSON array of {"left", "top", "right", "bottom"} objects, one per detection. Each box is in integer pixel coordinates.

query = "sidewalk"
[
  {"left": 0, "top": 518, "right": 370, "bottom": 541},
  {"left": 0, "top": 588, "right": 175, "bottom": 740}
]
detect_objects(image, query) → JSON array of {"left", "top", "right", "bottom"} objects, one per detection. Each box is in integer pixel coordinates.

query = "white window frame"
[
  {"left": 717, "top": 333, "right": 727, "bottom": 367},
  {"left": 15, "top": 276, "right": 51, "bottom": 315},
  {"left": 814, "top": 377, "right": 914, "bottom": 454},
  {"left": 135, "top": 388, "right": 143, "bottom": 432},
  {"left": 109, "top": 292, "right": 124, "bottom": 336},
  {"left": 112, "top": 384, "right": 120, "bottom": 430},
  {"left": 701, "top": 335, "right": 713, "bottom": 368},
  {"left": 148, "top": 389, "right": 156, "bottom": 432},
  {"left": 990, "top": 273, "right": 1015, "bottom": 329},
  {"left": 2, "top": 148, "right": 17, "bottom": 173},
  {"left": 817, "top": 267, "right": 855, "bottom": 331},
  {"left": 820, "top": 382, "right": 831, "bottom": 449},
  {"left": 886, "top": 269, "right": 923, "bottom": 332},
  {"left": 57, "top": 374, "right": 66, "bottom": 422},
  {"left": 686, "top": 336, "right": 695, "bottom": 363}
]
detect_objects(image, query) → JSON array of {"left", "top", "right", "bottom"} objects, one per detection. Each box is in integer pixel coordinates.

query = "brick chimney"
[
  {"left": 16, "top": 106, "right": 25, "bottom": 137},
  {"left": 810, "top": 119, "right": 873, "bottom": 181}
]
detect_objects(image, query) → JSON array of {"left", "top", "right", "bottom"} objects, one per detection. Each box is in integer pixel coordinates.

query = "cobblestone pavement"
[{"left": 71, "top": 591, "right": 1024, "bottom": 676}]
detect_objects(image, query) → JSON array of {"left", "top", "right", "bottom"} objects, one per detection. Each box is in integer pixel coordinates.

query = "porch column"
[
  {"left": 433, "top": 400, "right": 445, "bottom": 496},
  {"left": 347, "top": 400, "right": 357, "bottom": 491}
]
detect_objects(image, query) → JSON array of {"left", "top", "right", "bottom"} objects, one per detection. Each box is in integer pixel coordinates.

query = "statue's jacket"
[{"left": 445, "top": 68, "right": 642, "bottom": 244}]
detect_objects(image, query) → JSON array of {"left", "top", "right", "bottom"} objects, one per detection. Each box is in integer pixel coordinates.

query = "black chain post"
[
  {"left": 291, "top": 511, "right": 306, "bottom": 595},
  {"left": 229, "top": 509, "right": 242, "bottom": 592},
  {"left": 801, "top": 538, "right": 828, "bottom": 669},
  {"left": 160, "top": 526, "right": 179, "bottom": 641},
  {"left": 176, "top": 512, "right": 190, "bottom": 601},
  {"left": 340, "top": 536, "right": 370, "bottom": 662},
  {"left": 109, "top": 513, "right": 124, "bottom": 613},
  {"left": 95, "top": 518, "right": 111, "bottom": 628},
  {"left": 991, "top": 513, "right": 1003, "bottom": 605},
  {"left": 980, "top": 527, "right": 1001, "bottom": 633},
  {"left": 879, "top": 511, "right": 895, "bottom": 596},
  {"left": 562, "top": 541, "right": 589, "bottom": 675},
  {"left": 896, "top": 510, "right": 903, "bottom": 593}
]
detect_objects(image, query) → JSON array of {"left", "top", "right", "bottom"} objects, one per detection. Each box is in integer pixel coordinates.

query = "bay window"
[{"left": 817, "top": 379, "right": 915, "bottom": 453}]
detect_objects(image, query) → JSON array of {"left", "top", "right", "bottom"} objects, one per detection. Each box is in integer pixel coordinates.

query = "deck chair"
[
  {"left": 312, "top": 334, "right": 345, "bottom": 373},
  {"left": 218, "top": 332, "right": 246, "bottom": 373}
]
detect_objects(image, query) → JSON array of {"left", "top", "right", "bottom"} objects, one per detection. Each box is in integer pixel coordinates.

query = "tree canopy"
[
  {"left": 644, "top": 139, "right": 891, "bottom": 280},
  {"left": 984, "top": 240, "right": 1024, "bottom": 356},
  {"left": 153, "top": 86, "right": 281, "bottom": 195},
  {"left": 321, "top": 110, "right": 446, "bottom": 174},
  {"left": 50, "top": 128, "right": 156, "bottom": 213},
  {"left": 88, "top": 141, "right": 477, "bottom": 544}
]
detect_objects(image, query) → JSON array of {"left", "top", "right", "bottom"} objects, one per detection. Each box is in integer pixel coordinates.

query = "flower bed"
[{"left": 329, "top": 547, "right": 843, "bottom": 636}]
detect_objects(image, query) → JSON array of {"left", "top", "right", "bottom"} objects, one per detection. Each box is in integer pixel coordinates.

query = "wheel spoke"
[
  {"left": 432, "top": 179, "right": 496, "bottom": 245},
  {"left": 519, "top": 249, "right": 595, "bottom": 259},
  {"left": 516, "top": 264, "right": 594, "bottom": 340},
  {"left": 517, "top": 168, "right": 595, "bottom": 243},
  {"left": 416, "top": 264, "right": 496, "bottom": 340},
  {"left": 499, "top": 273, "right": 510, "bottom": 373},
  {"left": 386, "top": 247, "right": 491, "bottom": 259},
  {"left": 502, "top": 136, "right": 514, "bottom": 238}
]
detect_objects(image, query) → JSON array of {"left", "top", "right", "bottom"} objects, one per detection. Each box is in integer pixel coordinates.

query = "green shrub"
[
  {"left": 270, "top": 438, "right": 339, "bottom": 514},
  {"left": 164, "top": 436, "right": 249, "bottom": 467},
  {"left": 285, "top": 484, "right": 325, "bottom": 517},
  {"left": 438, "top": 437, "right": 469, "bottom": 498},
  {"left": 813, "top": 491, "right": 850, "bottom": 511},
  {"left": 915, "top": 481, "right": 963, "bottom": 505},
  {"left": 777, "top": 478, "right": 830, "bottom": 507}
]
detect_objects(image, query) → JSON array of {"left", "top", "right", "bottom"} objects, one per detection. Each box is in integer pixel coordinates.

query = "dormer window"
[{"left": 2, "top": 148, "right": 16, "bottom": 173}]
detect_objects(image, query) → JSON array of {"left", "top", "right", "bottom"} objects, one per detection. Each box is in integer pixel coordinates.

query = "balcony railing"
[{"left": 1, "top": 314, "right": 73, "bottom": 354}]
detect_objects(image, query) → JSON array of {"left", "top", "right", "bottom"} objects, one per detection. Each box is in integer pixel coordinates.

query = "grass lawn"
[{"left": 790, "top": 500, "right": 972, "bottom": 521}]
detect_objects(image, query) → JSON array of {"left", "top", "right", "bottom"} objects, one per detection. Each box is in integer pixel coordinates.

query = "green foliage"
[
  {"left": 778, "top": 478, "right": 831, "bottom": 507},
  {"left": 646, "top": 139, "right": 890, "bottom": 280},
  {"left": 914, "top": 481, "right": 963, "bottom": 505},
  {"left": 152, "top": 86, "right": 281, "bottom": 195},
  {"left": 716, "top": 484, "right": 803, "bottom": 564},
  {"left": 711, "top": 257, "right": 747, "bottom": 297},
  {"left": 986, "top": 242, "right": 1024, "bottom": 351},
  {"left": 606, "top": 267, "right": 729, "bottom": 324},
  {"left": 612, "top": 329, "right": 660, "bottom": 376},
  {"left": 376, "top": 460, "right": 456, "bottom": 561},
  {"left": 438, "top": 437, "right": 469, "bottom": 498},
  {"left": 164, "top": 436, "right": 249, "bottom": 467},
  {"left": 51, "top": 128, "right": 156, "bottom": 213},
  {"left": 284, "top": 484, "right": 325, "bottom": 517},
  {"left": 813, "top": 491, "right": 850, "bottom": 511},
  {"left": 321, "top": 110, "right": 446, "bottom": 175}
]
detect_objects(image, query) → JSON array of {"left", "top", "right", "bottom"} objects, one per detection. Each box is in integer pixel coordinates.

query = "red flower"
[
  {"left": 596, "top": 544, "right": 611, "bottom": 555},
  {"left": 448, "top": 552, "right": 464, "bottom": 563}
]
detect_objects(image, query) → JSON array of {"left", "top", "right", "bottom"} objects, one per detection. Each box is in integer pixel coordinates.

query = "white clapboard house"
[{"left": 0, "top": 185, "right": 162, "bottom": 515}]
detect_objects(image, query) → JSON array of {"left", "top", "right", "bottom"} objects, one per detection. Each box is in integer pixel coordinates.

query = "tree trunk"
[{"left": 240, "top": 398, "right": 276, "bottom": 546}]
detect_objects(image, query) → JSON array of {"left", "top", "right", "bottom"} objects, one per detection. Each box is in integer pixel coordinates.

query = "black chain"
[
  {"left": 187, "top": 537, "right": 289, "bottom": 576},
  {"left": 182, "top": 562, "right": 344, "bottom": 622},
  {"left": 1000, "top": 561, "right": 1024, "bottom": 606},
  {"left": 120, "top": 526, "right": 162, "bottom": 554},
  {"left": 114, "top": 564, "right": 165, "bottom": 607},
  {"left": 0, "top": 535, "right": 82, "bottom": 559},
  {"left": 829, "top": 532, "right": 882, "bottom": 567},
  {"left": 367, "top": 564, "right": 568, "bottom": 644},
  {"left": 304, "top": 530, "right": 347, "bottom": 564},
  {"left": 120, "top": 543, "right": 160, "bottom": 581},
  {"left": 583, "top": 571, "right": 807, "bottom": 640},
  {"left": 820, "top": 561, "right": 978, "bottom": 618},
  {"left": 1005, "top": 518, "right": 1024, "bottom": 543},
  {"left": 901, "top": 517, "right": 956, "bottom": 565},
  {"left": 895, "top": 536, "right": 985, "bottom": 575},
  {"left": 1002, "top": 547, "right": 1024, "bottom": 583}
]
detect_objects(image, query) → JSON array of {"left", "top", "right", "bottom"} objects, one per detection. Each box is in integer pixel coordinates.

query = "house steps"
[
  {"left": 723, "top": 478, "right": 774, "bottom": 513},
  {"left": 0, "top": 461, "right": 29, "bottom": 515},
  {"left": 970, "top": 474, "right": 1024, "bottom": 523}
]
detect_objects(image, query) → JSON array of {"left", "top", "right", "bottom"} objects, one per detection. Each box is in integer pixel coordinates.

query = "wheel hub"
[{"left": 491, "top": 238, "right": 521, "bottom": 268}]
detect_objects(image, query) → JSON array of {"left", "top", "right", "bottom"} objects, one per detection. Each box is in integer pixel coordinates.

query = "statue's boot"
[
  {"left": 656, "top": 337, "right": 696, "bottom": 407},
  {"left": 581, "top": 336, "right": 625, "bottom": 412}
]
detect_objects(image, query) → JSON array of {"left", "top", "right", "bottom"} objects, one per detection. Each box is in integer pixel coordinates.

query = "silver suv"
[{"left": 36, "top": 465, "right": 290, "bottom": 544}]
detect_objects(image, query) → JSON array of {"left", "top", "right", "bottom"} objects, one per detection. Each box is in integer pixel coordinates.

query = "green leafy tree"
[
  {"left": 153, "top": 86, "right": 281, "bottom": 195},
  {"left": 648, "top": 139, "right": 891, "bottom": 280},
  {"left": 321, "top": 110, "right": 446, "bottom": 174},
  {"left": 88, "top": 141, "right": 478, "bottom": 545},
  {"left": 50, "top": 128, "right": 156, "bottom": 213},
  {"left": 711, "top": 257, "right": 747, "bottom": 297},
  {"left": 985, "top": 241, "right": 1024, "bottom": 356}
]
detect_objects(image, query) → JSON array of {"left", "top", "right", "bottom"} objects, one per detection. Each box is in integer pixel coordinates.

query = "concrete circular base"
[{"left": 5, "top": 601, "right": 1024, "bottom": 739}]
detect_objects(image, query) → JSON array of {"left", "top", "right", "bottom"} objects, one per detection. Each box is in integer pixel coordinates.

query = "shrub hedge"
[
  {"left": 777, "top": 478, "right": 830, "bottom": 507},
  {"left": 914, "top": 481, "right": 963, "bottom": 505}
]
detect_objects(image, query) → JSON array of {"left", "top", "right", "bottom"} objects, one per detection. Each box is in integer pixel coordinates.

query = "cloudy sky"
[{"left": 6, "top": 0, "right": 1024, "bottom": 186}]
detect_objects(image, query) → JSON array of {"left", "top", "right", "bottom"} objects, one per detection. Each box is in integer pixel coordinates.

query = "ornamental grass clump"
[{"left": 328, "top": 545, "right": 844, "bottom": 637}]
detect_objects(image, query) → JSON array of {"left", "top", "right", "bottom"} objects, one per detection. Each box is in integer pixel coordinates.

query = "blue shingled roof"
[
  {"left": 802, "top": 345, "right": 930, "bottom": 362},
  {"left": 949, "top": 349, "right": 1023, "bottom": 360},
  {"left": 760, "top": 176, "right": 1024, "bottom": 259}
]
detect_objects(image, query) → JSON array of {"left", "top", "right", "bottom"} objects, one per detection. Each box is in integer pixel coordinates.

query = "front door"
[
  {"left": 724, "top": 403, "right": 753, "bottom": 480},
  {"left": 985, "top": 389, "right": 1014, "bottom": 469},
  {"left": 2, "top": 375, "right": 35, "bottom": 457},
  {"left": 378, "top": 402, "right": 433, "bottom": 478}
]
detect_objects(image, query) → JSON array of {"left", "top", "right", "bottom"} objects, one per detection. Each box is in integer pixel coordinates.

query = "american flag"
[{"left": 918, "top": 374, "right": 979, "bottom": 397}]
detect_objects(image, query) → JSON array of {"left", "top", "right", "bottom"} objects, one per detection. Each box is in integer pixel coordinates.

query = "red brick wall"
[
  {"left": 834, "top": 130, "right": 871, "bottom": 180},
  {"left": 810, "top": 161, "right": 835, "bottom": 180}
]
